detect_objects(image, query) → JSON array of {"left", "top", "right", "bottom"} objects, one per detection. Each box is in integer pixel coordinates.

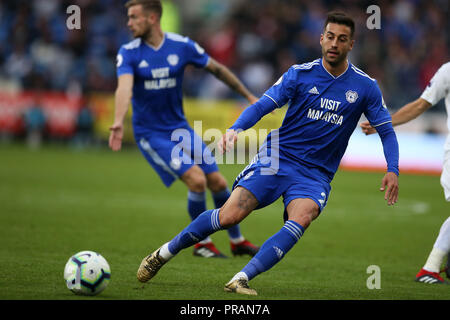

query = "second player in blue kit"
[
  {"left": 136, "top": 12, "right": 400, "bottom": 295},
  {"left": 110, "top": 0, "right": 260, "bottom": 258}
]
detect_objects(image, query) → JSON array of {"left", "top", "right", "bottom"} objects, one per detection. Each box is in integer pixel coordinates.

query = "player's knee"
[
  {"left": 298, "top": 211, "right": 319, "bottom": 228},
  {"left": 207, "top": 173, "right": 228, "bottom": 193},
  {"left": 288, "top": 209, "right": 319, "bottom": 229},
  {"left": 219, "top": 215, "right": 240, "bottom": 228},
  {"left": 185, "top": 173, "right": 207, "bottom": 192},
  {"left": 191, "top": 177, "right": 207, "bottom": 192},
  {"left": 218, "top": 208, "right": 243, "bottom": 228}
]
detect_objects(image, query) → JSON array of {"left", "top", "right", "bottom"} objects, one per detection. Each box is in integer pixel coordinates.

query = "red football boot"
[
  {"left": 415, "top": 268, "right": 445, "bottom": 284},
  {"left": 231, "top": 240, "right": 260, "bottom": 257}
]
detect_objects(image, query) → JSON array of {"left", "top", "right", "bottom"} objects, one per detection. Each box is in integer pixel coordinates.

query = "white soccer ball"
[{"left": 64, "top": 250, "right": 111, "bottom": 296}]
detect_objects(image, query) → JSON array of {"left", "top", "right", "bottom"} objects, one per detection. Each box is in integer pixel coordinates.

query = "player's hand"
[
  {"left": 380, "top": 172, "right": 399, "bottom": 206},
  {"left": 109, "top": 123, "right": 124, "bottom": 151},
  {"left": 218, "top": 129, "right": 238, "bottom": 154},
  {"left": 360, "top": 121, "right": 376, "bottom": 135}
]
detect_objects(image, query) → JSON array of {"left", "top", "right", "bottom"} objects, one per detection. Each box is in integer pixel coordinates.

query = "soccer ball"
[{"left": 64, "top": 250, "right": 111, "bottom": 296}]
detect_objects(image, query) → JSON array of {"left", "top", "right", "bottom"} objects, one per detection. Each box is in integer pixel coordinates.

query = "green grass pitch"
[{"left": 0, "top": 143, "right": 449, "bottom": 300}]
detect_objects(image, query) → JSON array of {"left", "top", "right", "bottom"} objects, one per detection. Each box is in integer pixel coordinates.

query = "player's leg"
[
  {"left": 416, "top": 156, "right": 450, "bottom": 283},
  {"left": 137, "top": 132, "right": 226, "bottom": 258},
  {"left": 206, "top": 171, "right": 260, "bottom": 256},
  {"left": 225, "top": 167, "right": 330, "bottom": 295},
  {"left": 195, "top": 128, "right": 249, "bottom": 250},
  {"left": 224, "top": 198, "right": 319, "bottom": 295},
  {"left": 136, "top": 186, "right": 259, "bottom": 283},
  {"left": 180, "top": 165, "right": 228, "bottom": 258},
  {"left": 416, "top": 217, "right": 450, "bottom": 284}
]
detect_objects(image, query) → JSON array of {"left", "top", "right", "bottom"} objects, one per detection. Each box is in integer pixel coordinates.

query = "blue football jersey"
[
  {"left": 262, "top": 58, "right": 392, "bottom": 180},
  {"left": 116, "top": 32, "right": 210, "bottom": 133}
]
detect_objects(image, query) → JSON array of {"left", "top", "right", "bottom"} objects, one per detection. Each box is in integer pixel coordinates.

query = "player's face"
[
  {"left": 320, "top": 23, "right": 354, "bottom": 67},
  {"left": 127, "top": 5, "right": 154, "bottom": 38}
]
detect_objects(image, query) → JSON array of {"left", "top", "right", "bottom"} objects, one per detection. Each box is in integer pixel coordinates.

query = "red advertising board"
[{"left": 0, "top": 91, "right": 82, "bottom": 137}]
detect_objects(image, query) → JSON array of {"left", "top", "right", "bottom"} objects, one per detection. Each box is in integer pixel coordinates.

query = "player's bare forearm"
[
  {"left": 109, "top": 75, "right": 133, "bottom": 151},
  {"left": 112, "top": 74, "right": 134, "bottom": 125},
  {"left": 113, "top": 88, "right": 132, "bottom": 125},
  {"left": 390, "top": 98, "right": 432, "bottom": 127},
  {"left": 206, "top": 58, "right": 257, "bottom": 103},
  {"left": 360, "top": 98, "right": 432, "bottom": 135}
]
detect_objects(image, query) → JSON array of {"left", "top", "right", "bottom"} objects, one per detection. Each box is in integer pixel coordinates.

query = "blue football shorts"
[
  {"left": 232, "top": 154, "right": 332, "bottom": 218},
  {"left": 135, "top": 125, "right": 219, "bottom": 187}
]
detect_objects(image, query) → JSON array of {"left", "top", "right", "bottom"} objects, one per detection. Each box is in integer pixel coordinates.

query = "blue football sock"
[
  {"left": 187, "top": 191, "right": 207, "bottom": 220},
  {"left": 212, "top": 189, "right": 242, "bottom": 240},
  {"left": 241, "top": 220, "right": 305, "bottom": 280},
  {"left": 168, "top": 209, "right": 223, "bottom": 255}
]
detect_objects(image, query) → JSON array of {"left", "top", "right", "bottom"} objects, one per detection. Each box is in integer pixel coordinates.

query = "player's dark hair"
[
  {"left": 125, "top": 0, "right": 162, "bottom": 19},
  {"left": 324, "top": 11, "right": 355, "bottom": 38}
]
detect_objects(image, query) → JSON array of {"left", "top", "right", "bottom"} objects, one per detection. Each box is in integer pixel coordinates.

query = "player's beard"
[
  {"left": 134, "top": 24, "right": 152, "bottom": 40},
  {"left": 323, "top": 49, "right": 347, "bottom": 67}
]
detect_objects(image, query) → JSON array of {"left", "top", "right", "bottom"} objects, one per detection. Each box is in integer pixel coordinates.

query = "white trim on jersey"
[
  {"left": 350, "top": 65, "right": 375, "bottom": 81},
  {"left": 371, "top": 120, "right": 392, "bottom": 127},
  {"left": 321, "top": 59, "right": 349, "bottom": 79},
  {"left": 202, "top": 56, "right": 211, "bottom": 69},
  {"left": 166, "top": 32, "right": 189, "bottom": 43},
  {"left": 263, "top": 94, "right": 281, "bottom": 108},
  {"left": 139, "top": 138, "right": 178, "bottom": 179},
  {"left": 144, "top": 33, "right": 166, "bottom": 51},
  {"left": 123, "top": 38, "right": 141, "bottom": 50},
  {"left": 294, "top": 59, "right": 320, "bottom": 70}
]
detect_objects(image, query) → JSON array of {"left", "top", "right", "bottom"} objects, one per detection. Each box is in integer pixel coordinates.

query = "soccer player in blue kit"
[
  {"left": 136, "top": 12, "right": 400, "bottom": 295},
  {"left": 109, "top": 0, "right": 260, "bottom": 258}
]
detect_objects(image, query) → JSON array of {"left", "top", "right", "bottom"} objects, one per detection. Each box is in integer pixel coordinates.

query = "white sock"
[
  {"left": 229, "top": 272, "right": 248, "bottom": 283},
  {"left": 230, "top": 236, "right": 245, "bottom": 244},
  {"left": 423, "top": 247, "right": 446, "bottom": 273},
  {"left": 198, "top": 236, "right": 212, "bottom": 245},
  {"left": 423, "top": 217, "right": 450, "bottom": 273},
  {"left": 433, "top": 217, "right": 450, "bottom": 253},
  {"left": 159, "top": 242, "right": 174, "bottom": 261}
]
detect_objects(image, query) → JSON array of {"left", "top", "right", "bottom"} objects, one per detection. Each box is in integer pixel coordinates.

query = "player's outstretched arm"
[
  {"left": 205, "top": 58, "right": 258, "bottom": 104},
  {"left": 109, "top": 74, "right": 133, "bottom": 151},
  {"left": 218, "top": 95, "right": 278, "bottom": 154},
  {"left": 360, "top": 98, "right": 432, "bottom": 135}
]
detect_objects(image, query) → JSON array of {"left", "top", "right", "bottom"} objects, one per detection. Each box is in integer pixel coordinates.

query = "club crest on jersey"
[
  {"left": 167, "top": 54, "right": 179, "bottom": 66},
  {"left": 345, "top": 90, "right": 358, "bottom": 103}
]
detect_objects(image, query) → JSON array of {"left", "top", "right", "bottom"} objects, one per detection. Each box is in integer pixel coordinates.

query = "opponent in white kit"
[{"left": 361, "top": 61, "right": 450, "bottom": 284}]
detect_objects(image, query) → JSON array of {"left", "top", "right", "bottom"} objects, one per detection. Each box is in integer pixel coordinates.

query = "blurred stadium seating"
[{"left": 0, "top": 0, "right": 448, "bottom": 172}]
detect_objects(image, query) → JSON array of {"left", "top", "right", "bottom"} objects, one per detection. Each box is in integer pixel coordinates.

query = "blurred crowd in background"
[{"left": 0, "top": 0, "right": 449, "bottom": 144}]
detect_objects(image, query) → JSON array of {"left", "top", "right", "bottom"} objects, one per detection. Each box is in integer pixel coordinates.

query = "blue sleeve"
[
  {"left": 186, "top": 38, "right": 210, "bottom": 68},
  {"left": 376, "top": 122, "right": 399, "bottom": 176},
  {"left": 262, "top": 66, "right": 298, "bottom": 108},
  {"left": 364, "top": 81, "right": 392, "bottom": 127},
  {"left": 116, "top": 46, "right": 134, "bottom": 77},
  {"left": 229, "top": 95, "right": 278, "bottom": 131}
]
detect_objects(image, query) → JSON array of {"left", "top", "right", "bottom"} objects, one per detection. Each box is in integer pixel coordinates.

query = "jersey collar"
[
  {"left": 144, "top": 33, "right": 166, "bottom": 51},
  {"left": 320, "top": 58, "right": 350, "bottom": 80}
]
